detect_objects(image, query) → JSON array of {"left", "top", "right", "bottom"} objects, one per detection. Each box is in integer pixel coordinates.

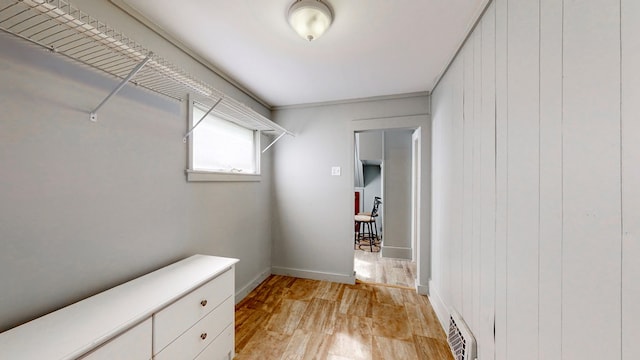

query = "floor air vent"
[{"left": 447, "top": 310, "right": 477, "bottom": 360}]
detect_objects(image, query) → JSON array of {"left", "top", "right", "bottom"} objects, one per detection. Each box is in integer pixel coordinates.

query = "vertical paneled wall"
[
  {"left": 430, "top": 0, "right": 638, "bottom": 358},
  {"left": 461, "top": 41, "right": 475, "bottom": 325},
  {"left": 538, "top": 0, "right": 563, "bottom": 358},
  {"left": 506, "top": 0, "right": 540, "bottom": 357},
  {"left": 478, "top": 7, "right": 496, "bottom": 360},
  {"left": 621, "top": 2, "right": 640, "bottom": 360},
  {"left": 493, "top": 0, "right": 508, "bottom": 357},
  {"left": 471, "top": 27, "right": 483, "bottom": 335},
  {"left": 562, "top": 0, "right": 621, "bottom": 358}
]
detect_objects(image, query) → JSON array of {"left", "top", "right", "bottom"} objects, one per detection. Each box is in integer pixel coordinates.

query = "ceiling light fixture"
[{"left": 287, "top": 0, "right": 333, "bottom": 42}]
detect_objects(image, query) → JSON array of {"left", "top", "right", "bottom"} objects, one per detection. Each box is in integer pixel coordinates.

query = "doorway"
[
  {"left": 354, "top": 130, "right": 383, "bottom": 250},
  {"left": 351, "top": 121, "right": 425, "bottom": 290}
]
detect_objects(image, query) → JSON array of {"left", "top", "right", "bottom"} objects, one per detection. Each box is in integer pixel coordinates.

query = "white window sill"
[{"left": 186, "top": 170, "right": 261, "bottom": 182}]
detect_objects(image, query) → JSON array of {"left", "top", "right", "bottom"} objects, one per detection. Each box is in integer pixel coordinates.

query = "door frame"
[
  {"left": 348, "top": 114, "right": 431, "bottom": 294},
  {"left": 412, "top": 129, "right": 421, "bottom": 262}
]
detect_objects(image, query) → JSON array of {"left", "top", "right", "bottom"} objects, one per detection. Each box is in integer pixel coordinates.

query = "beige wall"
[
  {"left": 0, "top": 0, "right": 273, "bottom": 332},
  {"left": 271, "top": 94, "right": 430, "bottom": 287}
]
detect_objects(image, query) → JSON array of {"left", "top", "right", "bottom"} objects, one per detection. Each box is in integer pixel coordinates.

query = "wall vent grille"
[{"left": 447, "top": 310, "right": 477, "bottom": 360}]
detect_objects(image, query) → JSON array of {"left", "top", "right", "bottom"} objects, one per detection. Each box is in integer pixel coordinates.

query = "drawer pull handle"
[
  {"left": 200, "top": 333, "right": 207, "bottom": 340},
  {"left": 200, "top": 300, "right": 208, "bottom": 307}
]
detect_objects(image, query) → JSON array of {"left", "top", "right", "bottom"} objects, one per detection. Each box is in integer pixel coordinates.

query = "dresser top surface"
[{"left": 0, "top": 254, "right": 238, "bottom": 360}]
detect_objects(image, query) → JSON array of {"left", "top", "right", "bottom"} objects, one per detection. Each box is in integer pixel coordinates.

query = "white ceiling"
[{"left": 120, "top": 0, "right": 486, "bottom": 107}]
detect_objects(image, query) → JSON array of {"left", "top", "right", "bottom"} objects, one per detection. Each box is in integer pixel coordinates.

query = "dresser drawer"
[
  {"left": 194, "top": 324, "right": 234, "bottom": 360},
  {"left": 154, "top": 296, "right": 234, "bottom": 360},
  {"left": 153, "top": 268, "right": 234, "bottom": 353},
  {"left": 79, "top": 318, "right": 151, "bottom": 360}
]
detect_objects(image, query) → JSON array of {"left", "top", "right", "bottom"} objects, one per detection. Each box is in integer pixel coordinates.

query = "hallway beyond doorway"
[{"left": 354, "top": 249, "right": 416, "bottom": 288}]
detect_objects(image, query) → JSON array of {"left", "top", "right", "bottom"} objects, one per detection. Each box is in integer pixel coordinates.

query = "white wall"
[
  {"left": 0, "top": 0, "right": 273, "bottom": 332},
  {"left": 621, "top": 1, "right": 640, "bottom": 357},
  {"left": 430, "top": 0, "right": 638, "bottom": 359},
  {"left": 271, "top": 95, "right": 429, "bottom": 284},
  {"left": 358, "top": 131, "right": 383, "bottom": 161},
  {"left": 381, "top": 130, "right": 413, "bottom": 259}
]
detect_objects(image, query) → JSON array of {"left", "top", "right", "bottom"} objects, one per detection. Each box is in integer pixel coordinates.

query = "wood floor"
[
  {"left": 234, "top": 275, "right": 453, "bottom": 360},
  {"left": 353, "top": 249, "right": 417, "bottom": 288}
]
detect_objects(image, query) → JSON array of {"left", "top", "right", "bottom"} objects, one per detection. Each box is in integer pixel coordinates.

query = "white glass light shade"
[{"left": 287, "top": 0, "right": 333, "bottom": 41}]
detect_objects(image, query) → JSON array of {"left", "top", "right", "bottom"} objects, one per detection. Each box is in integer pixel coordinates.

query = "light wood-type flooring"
[
  {"left": 234, "top": 275, "right": 453, "bottom": 360},
  {"left": 354, "top": 249, "right": 417, "bottom": 288}
]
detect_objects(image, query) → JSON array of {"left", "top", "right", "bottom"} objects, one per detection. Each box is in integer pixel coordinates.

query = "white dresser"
[{"left": 0, "top": 254, "right": 239, "bottom": 360}]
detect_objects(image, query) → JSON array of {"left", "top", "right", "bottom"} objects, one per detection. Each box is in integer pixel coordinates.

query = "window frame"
[{"left": 186, "top": 97, "right": 261, "bottom": 182}]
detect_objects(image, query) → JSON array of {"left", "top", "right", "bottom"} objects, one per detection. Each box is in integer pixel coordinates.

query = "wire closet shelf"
[{"left": 0, "top": 0, "right": 293, "bottom": 145}]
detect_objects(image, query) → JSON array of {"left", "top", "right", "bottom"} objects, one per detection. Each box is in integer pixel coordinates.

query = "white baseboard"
[
  {"left": 235, "top": 267, "right": 271, "bottom": 304},
  {"left": 271, "top": 266, "right": 356, "bottom": 285},
  {"left": 428, "top": 280, "right": 450, "bottom": 331},
  {"left": 416, "top": 283, "right": 429, "bottom": 296},
  {"left": 380, "top": 246, "right": 412, "bottom": 259}
]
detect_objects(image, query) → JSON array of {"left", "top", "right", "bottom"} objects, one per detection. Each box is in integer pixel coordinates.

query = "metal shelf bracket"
[
  {"left": 89, "top": 53, "right": 153, "bottom": 122},
  {"left": 182, "top": 97, "right": 224, "bottom": 143},
  {"left": 262, "top": 132, "right": 288, "bottom": 153}
]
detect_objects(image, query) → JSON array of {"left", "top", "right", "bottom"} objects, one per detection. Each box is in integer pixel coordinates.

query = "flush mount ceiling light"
[{"left": 287, "top": 0, "right": 333, "bottom": 42}]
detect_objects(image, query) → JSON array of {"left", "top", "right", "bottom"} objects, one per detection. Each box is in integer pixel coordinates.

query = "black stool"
[{"left": 354, "top": 197, "right": 381, "bottom": 251}]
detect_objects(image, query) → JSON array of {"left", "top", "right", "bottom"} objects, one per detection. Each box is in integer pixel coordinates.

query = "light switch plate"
[{"left": 331, "top": 166, "right": 341, "bottom": 176}]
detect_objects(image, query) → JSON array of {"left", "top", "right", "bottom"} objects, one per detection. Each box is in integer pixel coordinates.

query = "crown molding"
[{"left": 273, "top": 91, "right": 430, "bottom": 111}]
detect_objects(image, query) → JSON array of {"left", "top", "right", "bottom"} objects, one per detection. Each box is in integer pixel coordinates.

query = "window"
[{"left": 187, "top": 100, "right": 261, "bottom": 182}]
